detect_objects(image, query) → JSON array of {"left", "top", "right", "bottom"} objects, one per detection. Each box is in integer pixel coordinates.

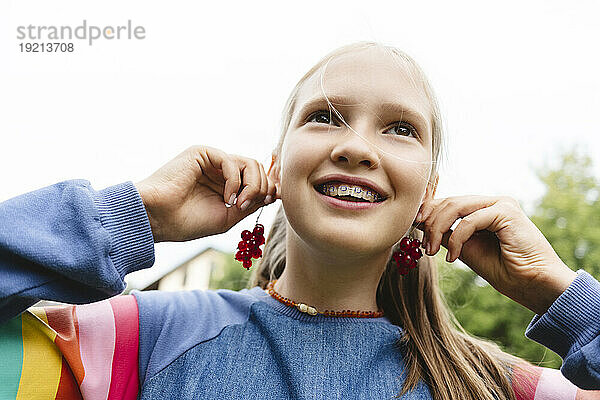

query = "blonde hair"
[{"left": 246, "top": 41, "right": 538, "bottom": 399}]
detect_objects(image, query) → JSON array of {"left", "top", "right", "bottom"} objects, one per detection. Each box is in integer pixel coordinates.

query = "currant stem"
[{"left": 255, "top": 206, "right": 264, "bottom": 225}]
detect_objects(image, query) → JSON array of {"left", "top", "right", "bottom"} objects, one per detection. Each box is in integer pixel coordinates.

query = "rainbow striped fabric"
[
  {"left": 511, "top": 361, "right": 600, "bottom": 399},
  {"left": 0, "top": 293, "right": 599, "bottom": 399},
  {"left": 0, "top": 295, "right": 139, "bottom": 400}
]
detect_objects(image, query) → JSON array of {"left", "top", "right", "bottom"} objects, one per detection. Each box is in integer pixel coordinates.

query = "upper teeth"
[{"left": 319, "top": 182, "right": 383, "bottom": 202}]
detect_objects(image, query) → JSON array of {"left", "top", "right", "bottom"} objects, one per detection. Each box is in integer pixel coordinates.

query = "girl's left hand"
[{"left": 413, "top": 195, "right": 578, "bottom": 315}]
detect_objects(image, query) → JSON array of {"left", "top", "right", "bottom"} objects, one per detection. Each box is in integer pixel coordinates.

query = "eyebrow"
[{"left": 295, "top": 94, "right": 430, "bottom": 133}]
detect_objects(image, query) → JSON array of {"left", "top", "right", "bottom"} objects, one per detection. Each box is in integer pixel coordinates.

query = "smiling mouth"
[{"left": 313, "top": 184, "right": 386, "bottom": 203}]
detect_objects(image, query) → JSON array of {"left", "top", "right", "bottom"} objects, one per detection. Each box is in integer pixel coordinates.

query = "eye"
[
  {"left": 383, "top": 122, "right": 418, "bottom": 138},
  {"left": 306, "top": 110, "right": 339, "bottom": 126}
]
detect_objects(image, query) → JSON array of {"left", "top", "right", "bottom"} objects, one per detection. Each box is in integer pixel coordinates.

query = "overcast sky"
[{"left": 2, "top": 0, "right": 599, "bottom": 285}]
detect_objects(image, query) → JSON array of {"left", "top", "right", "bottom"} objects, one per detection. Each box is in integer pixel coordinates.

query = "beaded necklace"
[{"left": 265, "top": 279, "right": 384, "bottom": 318}]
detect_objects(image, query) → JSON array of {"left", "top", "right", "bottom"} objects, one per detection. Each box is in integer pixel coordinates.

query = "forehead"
[{"left": 295, "top": 47, "right": 431, "bottom": 130}]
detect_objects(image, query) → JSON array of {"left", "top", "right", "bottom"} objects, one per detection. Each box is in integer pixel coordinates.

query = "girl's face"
[{"left": 270, "top": 47, "right": 437, "bottom": 257}]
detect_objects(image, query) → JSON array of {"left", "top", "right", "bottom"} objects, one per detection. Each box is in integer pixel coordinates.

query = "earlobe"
[
  {"left": 431, "top": 174, "right": 439, "bottom": 198},
  {"left": 268, "top": 154, "right": 282, "bottom": 200},
  {"left": 423, "top": 174, "right": 438, "bottom": 203},
  {"left": 267, "top": 154, "right": 276, "bottom": 176}
]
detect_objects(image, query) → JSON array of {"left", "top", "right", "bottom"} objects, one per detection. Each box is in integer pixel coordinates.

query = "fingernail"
[
  {"left": 264, "top": 195, "right": 273, "bottom": 204},
  {"left": 240, "top": 199, "right": 251, "bottom": 211},
  {"left": 446, "top": 252, "right": 452, "bottom": 262},
  {"left": 228, "top": 194, "right": 236, "bottom": 205},
  {"left": 426, "top": 242, "right": 431, "bottom": 255},
  {"left": 416, "top": 212, "right": 422, "bottom": 222}
]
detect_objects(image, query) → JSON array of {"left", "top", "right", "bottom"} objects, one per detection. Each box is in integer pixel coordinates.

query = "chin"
[{"left": 308, "top": 223, "right": 386, "bottom": 255}]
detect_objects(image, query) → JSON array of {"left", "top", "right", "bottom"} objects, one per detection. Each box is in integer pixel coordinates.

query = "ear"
[
  {"left": 422, "top": 172, "right": 438, "bottom": 204},
  {"left": 267, "top": 153, "right": 282, "bottom": 200}
]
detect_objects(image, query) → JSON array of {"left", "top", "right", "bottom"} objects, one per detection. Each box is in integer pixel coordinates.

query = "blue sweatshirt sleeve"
[
  {"left": 0, "top": 179, "right": 155, "bottom": 324},
  {"left": 525, "top": 269, "right": 600, "bottom": 390}
]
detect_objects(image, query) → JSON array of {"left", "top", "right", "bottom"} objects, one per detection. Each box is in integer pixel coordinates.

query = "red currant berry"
[
  {"left": 247, "top": 238, "right": 257, "bottom": 248},
  {"left": 409, "top": 247, "right": 422, "bottom": 260},
  {"left": 241, "top": 230, "right": 252, "bottom": 240},
  {"left": 238, "top": 241, "right": 248, "bottom": 251},
  {"left": 235, "top": 251, "right": 244, "bottom": 260},
  {"left": 256, "top": 236, "right": 265, "bottom": 246},
  {"left": 253, "top": 224, "right": 264, "bottom": 236},
  {"left": 407, "top": 257, "right": 417, "bottom": 269},
  {"left": 399, "top": 237, "right": 411, "bottom": 252},
  {"left": 399, "top": 253, "right": 412, "bottom": 266},
  {"left": 251, "top": 247, "right": 262, "bottom": 259},
  {"left": 241, "top": 250, "right": 251, "bottom": 259},
  {"left": 410, "top": 238, "right": 421, "bottom": 249},
  {"left": 243, "top": 259, "right": 252, "bottom": 269}
]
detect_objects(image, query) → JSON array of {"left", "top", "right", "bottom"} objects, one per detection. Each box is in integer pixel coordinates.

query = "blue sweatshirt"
[{"left": 0, "top": 179, "right": 599, "bottom": 399}]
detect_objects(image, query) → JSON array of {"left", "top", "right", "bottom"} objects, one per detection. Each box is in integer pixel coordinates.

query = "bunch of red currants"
[
  {"left": 235, "top": 224, "right": 266, "bottom": 270},
  {"left": 392, "top": 237, "right": 423, "bottom": 275}
]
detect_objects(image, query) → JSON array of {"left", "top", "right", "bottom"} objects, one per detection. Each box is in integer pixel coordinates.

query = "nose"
[{"left": 329, "top": 119, "right": 382, "bottom": 168}]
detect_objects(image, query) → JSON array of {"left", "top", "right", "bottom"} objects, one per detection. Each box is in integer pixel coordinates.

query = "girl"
[{"left": 1, "top": 41, "right": 599, "bottom": 399}]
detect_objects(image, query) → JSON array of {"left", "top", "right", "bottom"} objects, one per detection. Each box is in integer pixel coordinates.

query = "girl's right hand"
[{"left": 134, "top": 145, "right": 279, "bottom": 243}]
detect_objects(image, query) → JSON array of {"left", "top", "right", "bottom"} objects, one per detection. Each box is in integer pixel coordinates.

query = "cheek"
[
  {"left": 387, "top": 154, "right": 432, "bottom": 204},
  {"left": 390, "top": 146, "right": 430, "bottom": 178},
  {"left": 280, "top": 136, "right": 324, "bottom": 181}
]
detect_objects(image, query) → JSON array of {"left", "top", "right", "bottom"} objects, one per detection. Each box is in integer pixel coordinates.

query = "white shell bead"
[{"left": 298, "top": 303, "right": 308, "bottom": 313}]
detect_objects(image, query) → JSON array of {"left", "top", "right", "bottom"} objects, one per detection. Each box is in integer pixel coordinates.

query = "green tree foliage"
[
  {"left": 439, "top": 262, "right": 563, "bottom": 367},
  {"left": 440, "top": 145, "right": 599, "bottom": 368},
  {"left": 208, "top": 255, "right": 252, "bottom": 292},
  {"left": 529, "top": 147, "right": 600, "bottom": 277}
]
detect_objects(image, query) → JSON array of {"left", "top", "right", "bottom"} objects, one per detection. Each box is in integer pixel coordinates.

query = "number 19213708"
[{"left": 19, "top": 42, "right": 74, "bottom": 52}]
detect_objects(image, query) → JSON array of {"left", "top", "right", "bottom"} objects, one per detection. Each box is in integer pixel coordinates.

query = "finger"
[
  {"left": 416, "top": 198, "right": 441, "bottom": 251},
  {"left": 445, "top": 205, "right": 500, "bottom": 262},
  {"left": 416, "top": 198, "right": 440, "bottom": 233},
  {"left": 203, "top": 148, "right": 241, "bottom": 206},
  {"left": 255, "top": 161, "right": 267, "bottom": 205},
  {"left": 261, "top": 161, "right": 268, "bottom": 197},
  {"left": 262, "top": 162, "right": 276, "bottom": 204},
  {"left": 244, "top": 160, "right": 268, "bottom": 210},
  {"left": 419, "top": 198, "right": 438, "bottom": 223},
  {"left": 236, "top": 159, "right": 262, "bottom": 211},
  {"left": 275, "top": 183, "right": 281, "bottom": 200},
  {"left": 445, "top": 204, "right": 509, "bottom": 278},
  {"left": 426, "top": 196, "right": 499, "bottom": 256}
]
